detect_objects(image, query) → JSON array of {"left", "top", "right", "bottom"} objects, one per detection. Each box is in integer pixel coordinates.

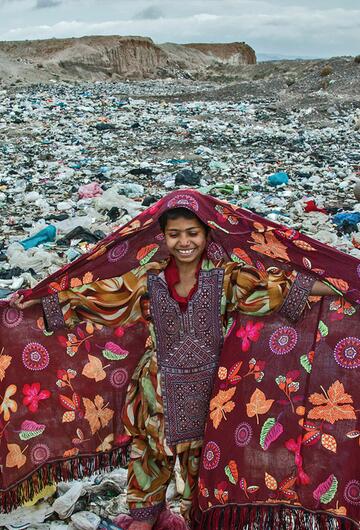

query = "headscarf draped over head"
[{"left": 0, "top": 190, "right": 359, "bottom": 527}]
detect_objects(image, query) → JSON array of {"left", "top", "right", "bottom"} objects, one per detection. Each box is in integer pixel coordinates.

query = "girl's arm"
[{"left": 311, "top": 281, "right": 336, "bottom": 296}]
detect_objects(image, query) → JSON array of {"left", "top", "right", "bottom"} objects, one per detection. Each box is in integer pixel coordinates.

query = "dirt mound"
[
  {"left": 0, "top": 35, "right": 256, "bottom": 85},
  {"left": 184, "top": 42, "right": 256, "bottom": 65}
]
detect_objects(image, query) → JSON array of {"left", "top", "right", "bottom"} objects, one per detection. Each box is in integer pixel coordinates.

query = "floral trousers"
[{"left": 122, "top": 349, "right": 203, "bottom": 523}]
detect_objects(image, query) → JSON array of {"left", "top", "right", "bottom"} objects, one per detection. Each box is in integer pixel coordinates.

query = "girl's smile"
[{"left": 164, "top": 216, "right": 207, "bottom": 267}]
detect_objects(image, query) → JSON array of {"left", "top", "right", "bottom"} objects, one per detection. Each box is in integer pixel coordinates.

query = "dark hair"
[{"left": 159, "top": 207, "right": 209, "bottom": 234}]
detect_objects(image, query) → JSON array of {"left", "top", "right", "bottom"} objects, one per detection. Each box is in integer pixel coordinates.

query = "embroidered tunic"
[{"left": 42, "top": 258, "right": 314, "bottom": 523}]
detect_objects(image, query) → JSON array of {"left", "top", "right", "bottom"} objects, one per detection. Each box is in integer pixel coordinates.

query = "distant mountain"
[{"left": 257, "top": 52, "right": 319, "bottom": 62}]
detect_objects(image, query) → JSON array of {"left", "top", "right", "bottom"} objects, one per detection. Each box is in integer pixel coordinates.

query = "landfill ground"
[{"left": 0, "top": 60, "right": 360, "bottom": 528}]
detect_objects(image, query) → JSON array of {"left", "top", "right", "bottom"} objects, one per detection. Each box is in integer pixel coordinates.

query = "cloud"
[
  {"left": 133, "top": 5, "right": 163, "bottom": 20},
  {"left": 35, "top": 0, "right": 62, "bottom": 7},
  {"left": 0, "top": 1, "right": 359, "bottom": 57}
]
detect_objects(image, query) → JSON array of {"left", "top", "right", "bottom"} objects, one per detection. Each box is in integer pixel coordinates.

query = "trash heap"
[
  {"left": 0, "top": 78, "right": 359, "bottom": 528},
  {"left": 0, "top": 463, "right": 185, "bottom": 529}
]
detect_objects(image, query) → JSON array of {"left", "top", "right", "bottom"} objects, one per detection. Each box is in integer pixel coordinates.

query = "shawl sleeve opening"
[
  {"left": 42, "top": 269, "right": 149, "bottom": 331},
  {"left": 278, "top": 272, "right": 317, "bottom": 322},
  {"left": 226, "top": 263, "right": 315, "bottom": 320}
]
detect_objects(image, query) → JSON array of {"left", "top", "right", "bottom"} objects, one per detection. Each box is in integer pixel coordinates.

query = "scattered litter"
[
  {"left": 78, "top": 183, "right": 103, "bottom": 199},
  {"left": 267, "top": 171, "right": 289, "bottom": 187},
  {"left": 1, "top": 80, "right": 359, "bottom": 298},
  {"left": 20, "top": 225, "right": 56, "bottom": 250}
]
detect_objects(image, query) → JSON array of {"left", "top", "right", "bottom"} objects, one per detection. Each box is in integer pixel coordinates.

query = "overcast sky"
[{"left": 0, "top": 0, "right": 359, "bottom": 57}]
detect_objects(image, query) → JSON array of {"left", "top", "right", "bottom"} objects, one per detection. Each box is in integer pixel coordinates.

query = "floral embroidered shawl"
[{"left": 0, "top": 190, "right": 359, "bottom": 528}]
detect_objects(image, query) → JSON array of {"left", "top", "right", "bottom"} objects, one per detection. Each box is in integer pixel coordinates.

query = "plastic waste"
[
  {"left": 78, "top": 182, "right": 103, "bottom": 199},
  {"left": 116, "top": 183, "right": 144, "bottom": 198},
  {"left": 332, "top": 212, "right": 360, "bottom": 231},
  {"left": 20, "top": 225, "right": 57, "bottom": 250},
  {"left": 94, "top": 188, "right": 143, "bottom": 217},
  {"left": 0, "top": 276, "right": 24, "bottom": 290},
  {"left": 0, "top": 80, "right": 358, "bottom": 343},
  {"left": 267, "top": 171, "right": 289, "bottom": 186},
  {"left": 0, "top": 288, "right": 13, "bottom": 299},
  {"left": 0, "top": 502, "right": 53, "bottom": 528},
  {"left": 98, "top": 519, "right": 124, "bottom": 530},
  {"left": 199, "top": 183, "right": 250, "bottom": 196},
  {"left": 355, "top": 181, "right": 360, "bottom": 201},
  {"left": 209, "top": 160, "right": 229, "bottom": 172},
  {"left": 71, "top": 511, "right": 101, "bottom": 530},
  {"left": 129, "top": 167, "right": 153, "bottom": 176},
  {"left": 53, "top": 482, "right": 87, "bottom": 519},
  {"left": 57, "top": 226, "right": 105, "bottom": 246},
  {"left": 7, "top": 243, "right": 63, "bottom": 274},
  {"left": 175, "top": 169, "right": 200, "bottom": 186}
]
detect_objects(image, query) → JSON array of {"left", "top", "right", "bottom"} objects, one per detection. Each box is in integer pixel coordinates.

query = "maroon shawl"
[{"left": 0, "top": 190, "right": 359, "bottom": 528}]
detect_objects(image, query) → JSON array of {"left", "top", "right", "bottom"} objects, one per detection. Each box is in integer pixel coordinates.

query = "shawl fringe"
[
  {"left": 197, "top": 504, "right": 359, "bottom": 530},
  {"left": 0, "top": 446, "right": 128, "bottom": 513}
]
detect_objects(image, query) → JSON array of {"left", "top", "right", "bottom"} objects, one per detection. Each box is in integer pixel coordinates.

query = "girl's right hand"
[{"left": 9, "top": 293, "right": 40, "bottom": 310}]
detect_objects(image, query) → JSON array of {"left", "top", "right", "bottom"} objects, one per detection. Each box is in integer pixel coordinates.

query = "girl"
[{"left": 11, "top": 202, "right": 336, "bottom": 529}]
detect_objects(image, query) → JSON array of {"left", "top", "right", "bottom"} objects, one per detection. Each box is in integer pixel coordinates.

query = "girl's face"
[{"left": 164, "top": 216, "right": 207, "bottom": 266}]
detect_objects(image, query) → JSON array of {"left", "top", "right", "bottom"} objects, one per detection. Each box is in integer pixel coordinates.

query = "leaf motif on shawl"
[
  {"left": 321, "top": 433, "right": 337, "bottom": 453},
  {"left": 265, "top": 472, "right": 278, "bottom": 490},
  {"left": 86, "top": 244, "right": 108, "bottom": 261},
  {"left": 246, "top": 389, "right": 274, "bottom": 425},
  {"left": 0, "top": 349, "right": 12, "bottom": 381},
  {"left": 83, "top": 395, "right": 114, "bottom": 434},
  {"left": 6, "top": 444, "right": 27, "bottom": 469},
  {"left": 224, "top": 460, "right": 238, "bottom": 485},
  {"left": 308, "top": 380, "right": 356, "bottom": 424},
  {"left": 96, "top": 433, "right": 114, "bottom": 452},
  {"left": 260, "top": 418, "right": 284, "bottom": 450},
  {"left": 250, "top": 225, "right": 290, "bottom": 261},
  {"left": 136, "top": 244, "right": 159, "bottom": 265},
  {"left": 292, "top": 240, "right": 317, "bottom": 252},
  {"left": 231, "top": 248, "right": 253, "bottom": 265},
  {"left": 313, "top": 474, "right": 338, "bottom": 504},
  {"left": 82, "top": 355, "right": 107, "bottom": 382},
  {"left": 210, "top": 387, "right": 236, "bottom": 429},
  {"left": 0, "top": 384, "right": 17, "bottom": 422},
  {"left": 325, "top": 277, "right": 349, "bottom": 293},
  {"left": 70, "top": 272, "right": 94, "bottom": 288},
  {"left": 117, "top": 219, "right": 141, "bottom": 237}
]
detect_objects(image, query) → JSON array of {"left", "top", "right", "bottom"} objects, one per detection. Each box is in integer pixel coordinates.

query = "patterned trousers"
[{"left": 122, "top": 350, "right": 202, "bottom": 523}]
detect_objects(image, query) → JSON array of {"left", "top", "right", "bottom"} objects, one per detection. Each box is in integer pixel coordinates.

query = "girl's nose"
[{"left": 179, "top": 234, "right": 190, "bottom": 246}]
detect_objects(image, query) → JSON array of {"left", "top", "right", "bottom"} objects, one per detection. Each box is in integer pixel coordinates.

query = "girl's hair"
[{"left": 159, "top": 207, "right": 209, "bottom": 234}]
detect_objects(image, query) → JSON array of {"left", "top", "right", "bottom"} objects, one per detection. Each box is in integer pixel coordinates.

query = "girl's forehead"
[{"left": 165, "top": 216, "right": 203, "bottom": 230}]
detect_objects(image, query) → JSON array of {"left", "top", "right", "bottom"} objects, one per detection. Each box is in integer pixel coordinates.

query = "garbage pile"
[
  {"left": 0, "top": 79, "right": 359, "bottom": 527},
  {"left": 0, "top": 81, "right": 359, "bottom": 300},
  {"left": 0, "top": 463, "right": 186, "bottom": 530}
]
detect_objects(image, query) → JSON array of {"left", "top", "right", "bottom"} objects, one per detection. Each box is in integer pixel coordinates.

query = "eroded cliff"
[{"left": 0, "top": 35, "right": 256, "bottom": 83}]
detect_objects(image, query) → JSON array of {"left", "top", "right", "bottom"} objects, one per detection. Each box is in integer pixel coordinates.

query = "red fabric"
[
  {"left": 0, "top": 190, "right": 359, "bottom": 527},
  {"left": 164, "top": 255, "right": 202, "bottom": 310},
  {"left": 114, "top": 509, "right": 189, "bottom": 530},
  {"left": 304, "top": 200, "right": 327, "bottom": 214}
]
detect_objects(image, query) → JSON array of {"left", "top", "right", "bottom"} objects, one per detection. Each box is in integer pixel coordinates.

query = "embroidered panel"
[
  {"left": 148, "top": 269, "right": 224, "bottom": 445},
  {"left": 129, "top": 501, "right": 165, "bottom": 522},
  {"left": 42, "top": 294, "right": 65, "bottom": 331},
  {"left": 279, "top": 272, "right": 316, "bottom": 322}
]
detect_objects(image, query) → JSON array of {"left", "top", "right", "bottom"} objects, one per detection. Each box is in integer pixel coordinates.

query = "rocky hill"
[{"left": 0, "top": 35, "right": 256, "bottom": 84}]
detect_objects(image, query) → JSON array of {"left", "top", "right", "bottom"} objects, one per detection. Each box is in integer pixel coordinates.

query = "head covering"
[{"left": 0, "top": 190, "right": 359, "bottom": 528}]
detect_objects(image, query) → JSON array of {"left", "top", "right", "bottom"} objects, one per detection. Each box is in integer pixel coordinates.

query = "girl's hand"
[
  {"left": 310, "top": 281, "right": 336, "bottom": 297},
  {"left": 9, "top": 293, "right": 40, "bottom": 310}
]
